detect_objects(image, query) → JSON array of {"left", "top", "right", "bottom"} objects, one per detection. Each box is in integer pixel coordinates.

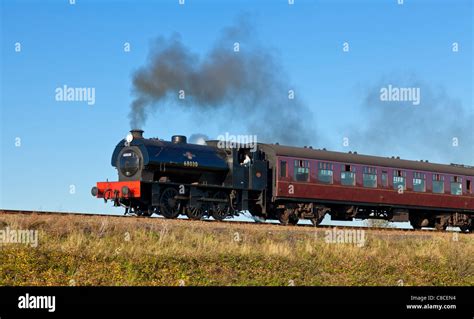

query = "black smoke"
[{"left": 129, "top": 19, "right": 316, "bottom": 146}]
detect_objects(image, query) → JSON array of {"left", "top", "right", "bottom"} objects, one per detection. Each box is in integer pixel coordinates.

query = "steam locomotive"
[{"left": 92, "top": 130, "right": 474, "bottom": 232}]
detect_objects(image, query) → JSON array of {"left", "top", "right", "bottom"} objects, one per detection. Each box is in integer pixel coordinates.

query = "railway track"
[{"left": 0, "top": 208, "right": 468, "bottom": 234}]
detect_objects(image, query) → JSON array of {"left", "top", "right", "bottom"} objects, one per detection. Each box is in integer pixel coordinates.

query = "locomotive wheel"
[
  {"left": 278, "top": 209, "right": 289, "bottom": 225},
  {"left": 310, "top": 208, "right": 328, "bottom": 227},
  {"left": 434, "top": 221, "right": 447, "bottom": 231},
  {"left": 460, "top": 224, "right": 472, "bottom": 233},
  {"left": 186, "top": 207, "right": 205, "bottom": 220},
  {"left": 289, "top": 214, "right": 299, "bottom": 226},
  {"left": 138, "top": 206, "right": 156, "bottom": 217},
  {"left": 159, "top": 188, "right": 181, "bottom": 219},
  {"left": 141, "top": 210, "right": 154, "bottom": 217},
  {"left": 133, "top": 208, "right": 151, "bottom": 217},
  {"left": 410, "top": 222, "right": 422, "bottom": 230},
  {"left": 211, "top": 191, "right": 230, "bottom": 221},
  {"left": 409, "top": 215, "right": 422, "bottom": 230},
  {"left": 310, "top": 216, "right": 324, "bottom": 227},
  {"left": 278, "top": 209, "right": 297, "bottom": 226}
]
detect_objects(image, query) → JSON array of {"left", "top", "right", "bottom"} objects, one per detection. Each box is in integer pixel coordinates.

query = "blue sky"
[{"left": 0, "top": 0, "right": 472, "bottom": 216}]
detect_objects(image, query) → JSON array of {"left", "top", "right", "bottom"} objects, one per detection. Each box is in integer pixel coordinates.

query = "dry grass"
[{"left": 0, "top": 213, "right": 472, "bottom": 286}]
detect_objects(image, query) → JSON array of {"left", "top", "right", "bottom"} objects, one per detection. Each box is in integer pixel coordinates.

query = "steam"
[
  {"left": 347, "top": 78, "right": 474, "bottom": 164},
  {"left": 129, "top": 19, "right": 316, "bottom": 146},
  {"left": 189, "top": 133, "right": 209, "bottom": 145}
]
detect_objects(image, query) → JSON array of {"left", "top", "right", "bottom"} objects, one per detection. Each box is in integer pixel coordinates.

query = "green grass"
[{"left": 0, "top": 213, "right": 472, "bottom": 286}]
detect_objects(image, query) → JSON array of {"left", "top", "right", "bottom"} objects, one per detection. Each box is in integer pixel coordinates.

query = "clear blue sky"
[{"left": 1, "top": 0, "right": 472, "bottom": 215}]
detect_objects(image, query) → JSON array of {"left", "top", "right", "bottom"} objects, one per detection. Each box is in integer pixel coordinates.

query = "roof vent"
[{"left": 450, "top": 163, "right": 474, "bottom": 168}]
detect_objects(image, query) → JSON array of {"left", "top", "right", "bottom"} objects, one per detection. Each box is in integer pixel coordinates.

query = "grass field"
[{"left": 0, "top": 213, "right": 472, "bottom": 286}]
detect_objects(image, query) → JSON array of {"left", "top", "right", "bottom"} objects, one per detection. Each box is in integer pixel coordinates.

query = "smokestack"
[
  {"left": 171, "top": 135, "right": 187, "bottom": 144},
  {"left": 130, "top": 129, "right": 144, "bottom": 139}
]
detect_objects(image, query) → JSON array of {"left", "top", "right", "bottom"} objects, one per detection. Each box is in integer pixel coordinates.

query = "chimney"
[
  {"left": 130, "top": 129, "right": 144, "bottom": 139},
  {"left": 171, "top": 135, "right": 187, "bottom": 144}
]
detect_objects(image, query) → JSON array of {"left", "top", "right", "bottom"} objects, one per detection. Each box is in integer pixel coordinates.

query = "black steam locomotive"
[
  {"left": 92, "top": 129, "right": 269, "bottom": 221},
  {"left": 92, "top": 130, "right": 474, "bottom": 231}
]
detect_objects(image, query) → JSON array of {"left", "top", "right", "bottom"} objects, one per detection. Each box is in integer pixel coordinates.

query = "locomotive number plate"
[{"left": 184, "top": 161, "right": 198, "bottom": 167}]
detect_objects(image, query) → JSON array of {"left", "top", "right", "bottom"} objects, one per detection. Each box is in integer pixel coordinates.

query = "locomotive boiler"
[{"left": 113, "top": 129, "right": 229, "bottom": 185}]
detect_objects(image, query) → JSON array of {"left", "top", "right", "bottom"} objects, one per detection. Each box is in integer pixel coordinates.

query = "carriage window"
[
  {"left": 363, "top": 167, "right": 377, "bottom": 188},
  {"left": 432, "top": 174, "right": 445, "bottom": 194},
  {"left": 450, "top": 176, "right": 462, "bottom": 195},
  {"left": 294, "top": 160, "right": 309, "bottom": 182},
  {"left": 381, "top": 170, "right": 388, "bottom": 187},
  {"left": 393, "top": 170, "right": 406, "bottom": 191},
  {"left": 280, "top": 161, "right": 287, "bottom": 178},
  {"left": 467, "top": 180, "right": 472, "bottom": 194},
  {"left": 318, "top": 162, "right": 333, "bottom": 184},
  {"left": 340, "top": 164, "right": 355, "bottom": 186},
  {"left": 413, "top": 172, "right": 426, "bottom": 192}
]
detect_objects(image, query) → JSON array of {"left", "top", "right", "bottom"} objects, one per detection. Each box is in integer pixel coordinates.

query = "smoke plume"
[
  {"left": 129, "top": 19, "right": 316, "bottom": 146},
  {"left": 347, "top": 77, "right": 474, "bottom": 165},
  {"left": 189, "top": 133, "right": 209, "bottom": 145}
]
